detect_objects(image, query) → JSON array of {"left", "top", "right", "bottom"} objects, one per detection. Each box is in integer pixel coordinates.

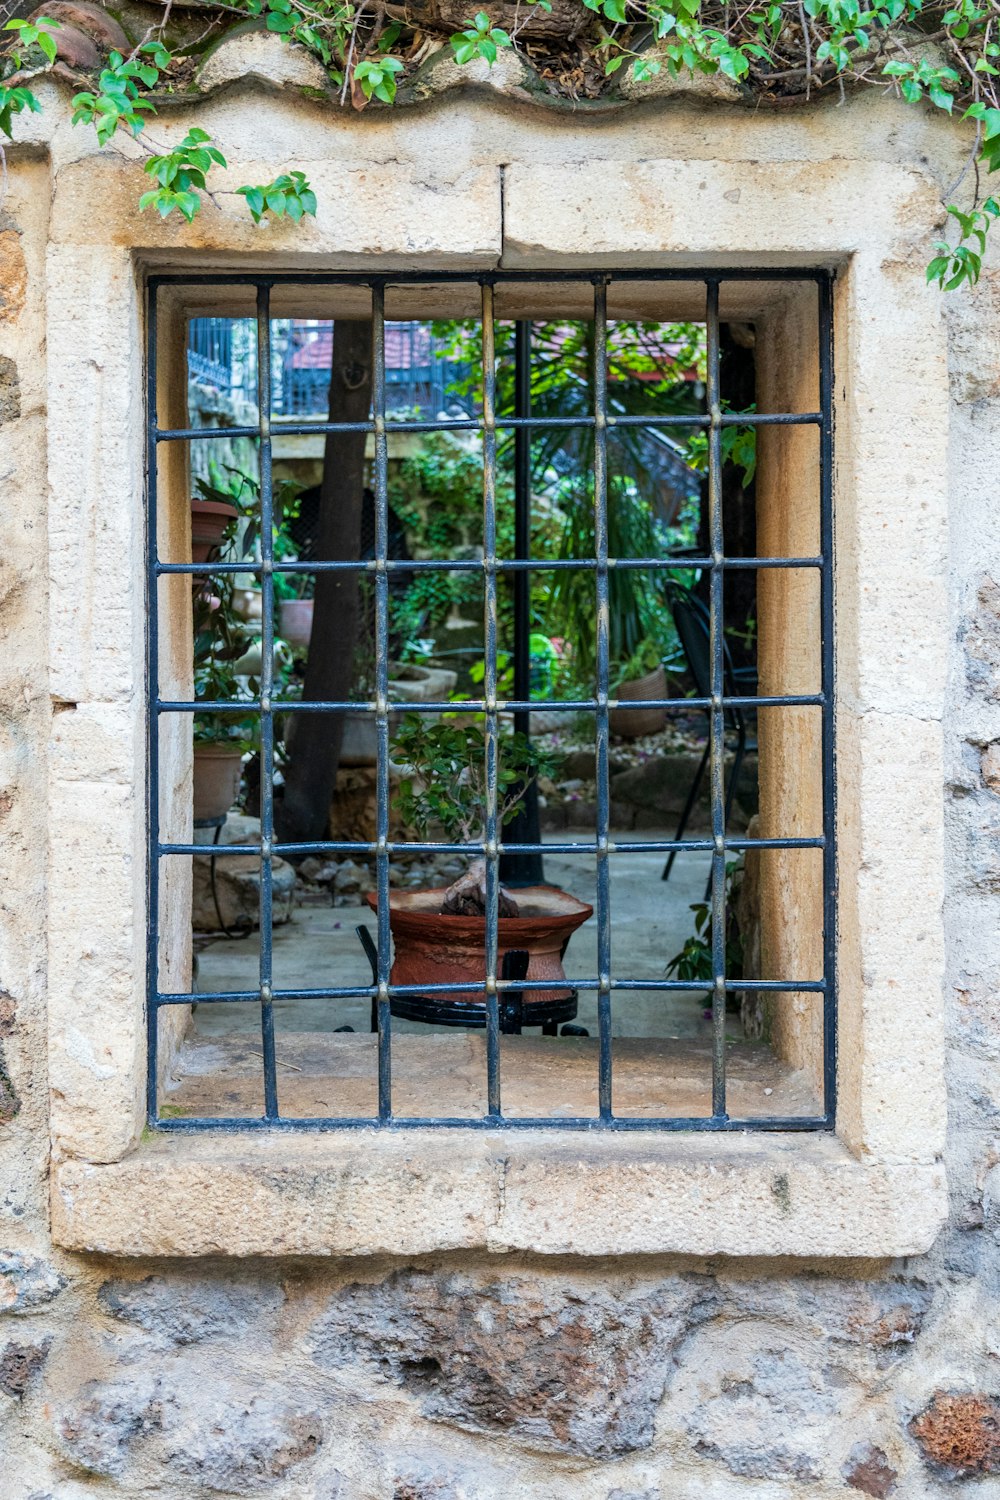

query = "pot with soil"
[
  {"left": 609, "top": 639, "right": 668, "bottom": 739},
  {"left": 193, "top": 743, "right": 245, "bottom": 822},
  {"left": 374, "top": 715, "right": 592, "bottom": 1015},
  {"left": 191, "top": 498, "right": 239, "bottom": 564}
]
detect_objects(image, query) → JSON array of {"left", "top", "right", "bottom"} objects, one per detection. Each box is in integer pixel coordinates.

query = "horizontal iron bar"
[
  {"left": 157, "top": 410, "right": 821, "bottom": 443},
  {"left": 157, "top": 977, "right": 825, "bottom": 1005},
  {"left": 151, "top": 267, "right": 831, "bottom": 287},
  {"left": 149, "top": 1113, "right": 834, "bottom": 1132},
  {"left": 159, "top": 835, "right": 825, "bottom": 858},
  {"left": 156, "top": 555, "right": 823, "bottom": 576},
  {"left": 158, "top": 693, "right": 825, "bottom": 713}
]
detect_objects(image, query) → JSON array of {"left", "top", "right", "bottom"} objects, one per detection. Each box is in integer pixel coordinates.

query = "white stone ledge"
[{"left": 50, "top": 1131, "right": 947, "bottom": 1260}]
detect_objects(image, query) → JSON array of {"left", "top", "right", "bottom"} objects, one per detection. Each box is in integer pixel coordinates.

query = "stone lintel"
[{"left": 50, "top": 1131, "right": 947, "bottom": 1259}]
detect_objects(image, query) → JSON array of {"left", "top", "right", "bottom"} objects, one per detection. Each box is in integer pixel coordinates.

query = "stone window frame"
[{"left": 44, "top": 136, "right": 949, "bottom": 1259}]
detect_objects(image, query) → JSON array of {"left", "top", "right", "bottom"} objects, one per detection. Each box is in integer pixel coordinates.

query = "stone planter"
[
  {"left": 193, "top": 744, "right": 244, "bottom": 822},
  {"left": 279, "top": 598, "right": 314, "bottom": 652},
  {"left": 190, "top": 498, "right": 239, "bottom": 563},
  {"left": 609, "top": 664, "right": 668, "bottom": 739},
  {"left": 366, "top": 884, "right": 593, "bottom": 1006},
  {"left": 389, "top": 662, "right": 459, "bottom": 701}
]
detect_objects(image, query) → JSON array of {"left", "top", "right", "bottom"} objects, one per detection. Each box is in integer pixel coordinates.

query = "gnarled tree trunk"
[{"left": 277, "top": 320, "right": 372, "bottom": 845}]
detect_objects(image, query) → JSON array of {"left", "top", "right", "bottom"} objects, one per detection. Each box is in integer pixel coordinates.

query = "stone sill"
[{"left": 50, "top": 1130, "right": 947, "bottom": 1259}]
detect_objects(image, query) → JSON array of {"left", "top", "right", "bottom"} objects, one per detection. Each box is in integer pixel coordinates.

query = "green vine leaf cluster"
[{"left": 5, "top": 0, "right": 1000, "bottom": 282}]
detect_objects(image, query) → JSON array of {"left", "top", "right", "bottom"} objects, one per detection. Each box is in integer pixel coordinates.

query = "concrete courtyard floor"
[{"left": 167, "top": 834, "right": 821, "bottom": 1121}]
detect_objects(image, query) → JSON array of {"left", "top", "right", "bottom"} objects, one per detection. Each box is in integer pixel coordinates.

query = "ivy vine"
[{"left": 3, "top": 0, "right": 1000, "bottom": 286}]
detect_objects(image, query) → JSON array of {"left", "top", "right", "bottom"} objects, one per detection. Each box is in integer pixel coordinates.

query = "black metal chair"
[
  {"left": 660, "top": 582, "right": 757, "bottom": 892},
  {"left": 355, "top": 925, "right": 588, "bottom": 1037}
]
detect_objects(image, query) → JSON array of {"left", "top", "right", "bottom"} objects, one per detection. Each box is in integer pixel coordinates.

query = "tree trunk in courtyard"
[{"left": 277, "top": 321, "right": 372, "bottom": 845}]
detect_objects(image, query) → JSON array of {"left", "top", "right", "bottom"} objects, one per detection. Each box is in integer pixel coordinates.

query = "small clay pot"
[
  {"left": 193, "top": 744, "right": 244, "bottom": 823},
  {"left": 366, "top": 884, "right": 593, "bottom": 1005},
  {"left": 609, "top": 664, "right": 668, "bottom": 739},
  {"left": 278, "top": 598, "right": 314, "bottom": 653},
  {"left": 191, "top": 498, "right": 239, "bottom": 564}
]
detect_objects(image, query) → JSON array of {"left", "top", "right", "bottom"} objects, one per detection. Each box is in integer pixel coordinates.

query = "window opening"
[{"left": 149, "top": 270, "right": 835, "bottom": 1131}]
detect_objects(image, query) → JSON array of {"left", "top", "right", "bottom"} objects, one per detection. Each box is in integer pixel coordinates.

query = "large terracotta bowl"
[{"left": 366, "top": 884, "right": 593, "bottom": 1005}]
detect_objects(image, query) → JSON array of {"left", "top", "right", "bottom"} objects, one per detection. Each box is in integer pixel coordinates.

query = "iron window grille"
[{"left": 147, "top": 269, "right": 836, "bottom": 1133}]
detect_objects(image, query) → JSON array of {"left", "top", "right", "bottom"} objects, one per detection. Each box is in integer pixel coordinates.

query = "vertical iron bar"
[
  {"left": 256, "top": 285, "right": 279, "bottom": 1121},
  {"left": 706, "top": 279, "right": 728, "bottom": 1120},
  {"left": 145, "top": 284, "right": 160, "bottom": 1124},
  {"left": 593, "top": 278, "right": 613, "bottom": 1121},
  {"left": 818, "top": 273, "right": 837, "bottom": 1124},
  {"left": 500, "top": 320, "right": 543, "bottom": 887},
  {"left": 373, "top": 284, "right": 393, "bottom": 1121},
  {"left": 482, "top": 282, "right": 502, "bottom": 1118}
]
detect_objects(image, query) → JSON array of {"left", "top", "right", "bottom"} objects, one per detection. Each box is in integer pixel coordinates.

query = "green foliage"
[
  {"left": 193, "top": 584, "right": 258, "bottom": 750},
  {"left": 139, "top": 128, "right": 227, "bottom": 222},
  {"left": 353, "top": 55, "right": 404, "bottom": 102},
  {"left": 70, "top": 43, "right": 170, "bottom": 145},
  {"left": 6, "top": 0, "right": 1000, "bottom": 283},
  {"left": 665, "top": 860, "right": 744, "bottom": 982},
  {"left": 391, "top": 714, "right": 552, "bottom": 843},
  {"left": 685, "top": 404, "right": 758, "bottom": 486},
  {"left": 450, "top": 12, "right": 513, "bottom": 66},
  {"left": 3, "top": 16, "right": 61, "bottom": 66},
  {"left": 0, "top": 84, "right": 41, "bottom": 139},
  {"left": 237, "top": 171, "right": 317, "bottom": 224},
  {"left": 927, "top": 199, "right": 1000, "bottom": 288}
]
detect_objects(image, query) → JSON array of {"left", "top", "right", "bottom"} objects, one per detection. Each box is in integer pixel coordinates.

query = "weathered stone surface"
[
  {"left": 843, "top": 1442, "right": 898, "bottom": 1497},
  {"left": 98, "top": 1273, "right": 285, "bottom": 1346},
  {"left": 197, "top": 26, "right": 331, "bottom": 93},
  {"left": 0, "top": 1251, "right": 65, "bottom": 1313},
  {"left": 910, "top": 1392, "right": 1000, "bottom": 1476},
  {"left": 58, "top": 1372, "right": 165, "bottom": 1477},
  {"left": 0, "top": 356, "right": 20, "bottom": 426},
  {"left": 0, "top": 231, "right": 26, "bottom": 322},
  {"left": 0, "top": 1339, "right": 50, "bottom": 1397},
  {"left": 192, "top": 813, "right": 296, "bottom": 930},
  {"left": 310, "top": 1269, "right": 716, "bottom": 1456},
  {"left": 162, "top": 1392, "right": 323, "bottom": 1491}
]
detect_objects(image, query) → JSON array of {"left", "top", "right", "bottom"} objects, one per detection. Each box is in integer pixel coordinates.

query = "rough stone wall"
[{"left": 2, "top": 81, "right": 1000, "bottom": 1500}]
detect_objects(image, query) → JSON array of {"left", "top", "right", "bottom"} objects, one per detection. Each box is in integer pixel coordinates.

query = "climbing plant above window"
[{"left": 3, "top": 0, "right": 1000, "bottom": 282}]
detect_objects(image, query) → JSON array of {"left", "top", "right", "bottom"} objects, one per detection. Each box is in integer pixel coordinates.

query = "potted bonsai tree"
[{"left": 368, "top": 714, "right": 592, "bottom": 1005}]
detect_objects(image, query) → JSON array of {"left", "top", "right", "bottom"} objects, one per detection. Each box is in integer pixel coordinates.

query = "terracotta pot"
[
  {"left": 609, "top": 664, "right": 668, "bottom": 739},
  {"left": 366, "top": 884, "right": 593, "bottom": 1005},
  {"left": 191, "top": 498, "right": 239, "bottom": 563},
  {"left": 279, "top": 598, "right": 314, "bottom": 652},
  {"left": 193, "top": 744, "right": 244, "bottom": 823}
]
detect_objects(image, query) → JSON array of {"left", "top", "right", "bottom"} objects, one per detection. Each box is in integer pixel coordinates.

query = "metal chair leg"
[
  {"left": 356, "top": 925, "right": 380, "bottom": 1033},
  {"left": 662, "top": 735, "right": 711, "bottom": 881}
]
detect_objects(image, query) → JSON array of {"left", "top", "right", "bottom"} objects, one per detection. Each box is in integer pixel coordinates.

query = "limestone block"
[
  {"left": 47, "top": 778, "right": 145, "bottom": 1163},
  {"left": 196, "top": 26, "right": 330, "bottom": 94},
  {"left": 50, "top": 1131, "right": 948, "bottom": 1258},
  {"left": 51, "top": 1131, "right": 501, "bottom": 1256},
  {"left": 503, "top": 158, "right": 935, "bottom": 263},
  {"left": 46, "top": 244, "right": 144, "bottom": 705},
  {"left": 51, "top": 152, "right": 502, "bottom": 266},
  {"left": 48, "top": 701, "right": 142, "bottom": 785}
]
